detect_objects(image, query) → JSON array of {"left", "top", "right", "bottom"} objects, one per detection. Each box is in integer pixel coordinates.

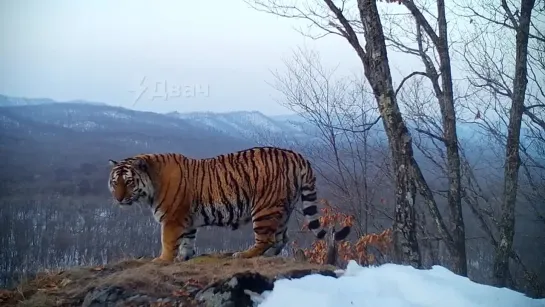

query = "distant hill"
[
  {"left": 0, "top": 94, "right": 108, "bottom": 107},
  {"left": 0, "top": 93, "right": 527, "bottom": 185},
  {"left": 0, "top": 94, "right": 494, "bottom": 148},
  {"left": 0, "top": 99, "right": 258, "bottom": 197},
  {"left": 166, "top": 110, "right": 311, "bottom": 141},
  {"left": 0, "top": 94, "right": 314, "bottom": 144}
]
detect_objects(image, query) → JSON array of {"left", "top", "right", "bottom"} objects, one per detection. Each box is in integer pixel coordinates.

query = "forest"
[{"left": 1, "top": 0, "right": 544, "bottom": 300}]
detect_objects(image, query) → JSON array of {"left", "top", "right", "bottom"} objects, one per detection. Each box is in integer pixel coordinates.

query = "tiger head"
[{"left": 108, "top": 157, "right": 154, "bottom": 207}]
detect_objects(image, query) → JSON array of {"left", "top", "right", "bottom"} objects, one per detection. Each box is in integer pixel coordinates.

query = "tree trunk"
[
  {"left": 353, "top": 0, "right": 422, "bottom": 267},
  {"left": 493, "top": 0, "right": 535, "bottom": 288},
  {"left": 275, "top": 0, "right": 424, "bottom": 267},
  {"left": 403, "top": 0, "right": 467, "bottom": 276},
  {"left": 433, "top": 0, "right": 467, "bottom": 277}
]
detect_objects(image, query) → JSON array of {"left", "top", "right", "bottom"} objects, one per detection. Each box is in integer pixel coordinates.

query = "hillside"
[
  {"left": 167, "top": 110, "right": 310, "bottom": 140},
  {"left": 0, "top": 99, "right": 263, "bottom": 192},
  {"left": 0, "top": 254, "right": 339, "bottom": 307},
  {"left": 0, "top": 94, "right": 311, "bottom": 144},
  {"left": 2, "top": 254, "right": 543, "bottom": 307}
]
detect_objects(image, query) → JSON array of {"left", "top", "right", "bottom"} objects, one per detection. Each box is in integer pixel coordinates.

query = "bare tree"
[
  {"left": 246, "top": 0, "right": 481, "bottom": 268},
  {"left": 456, "top": 0, "right": 541, "bottom": 288},
  {"left": 270, "top": 47, "right": 393, "bottom": 237},
  {"left": 375, "top": 0, "right": 469, "bottom": 275}
]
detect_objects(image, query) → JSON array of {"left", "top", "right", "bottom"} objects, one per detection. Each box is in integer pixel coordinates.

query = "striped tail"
[{"left": 301, "top": 163, "right": 350, "bottom": 241}]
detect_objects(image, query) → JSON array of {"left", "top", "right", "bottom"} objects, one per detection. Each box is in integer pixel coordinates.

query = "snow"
[
  {"left": 62, "top": 120, "right": 99, "bottom": 131},
  {"left": 102, "top": 110, "right": 132, "bottom": 119},
  {"left": 257, "top": 260, "right": 545, "bottom": 307},
  {"left": 0, "top": 115, "right": 21, "bottom": 128}
]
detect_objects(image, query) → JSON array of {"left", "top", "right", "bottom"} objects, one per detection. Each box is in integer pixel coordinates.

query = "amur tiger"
[{"left": 107, "top": 146, "right": 351, "bottom": 263}]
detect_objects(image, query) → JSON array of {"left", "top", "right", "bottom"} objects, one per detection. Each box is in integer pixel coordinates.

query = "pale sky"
[{"left": 1, "top": 0, "right": 421, "bottom": 115}]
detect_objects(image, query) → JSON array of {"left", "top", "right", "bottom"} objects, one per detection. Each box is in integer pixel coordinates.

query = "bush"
[{"left": 293, "top": 199, "right": 393, "bottom": 266}]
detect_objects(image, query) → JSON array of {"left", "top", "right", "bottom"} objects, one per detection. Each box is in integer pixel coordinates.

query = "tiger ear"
[
  {"left": 132, "top": 158, "right": 148, "bottom": 171},
  {"left": 108, "top": 159, "right": 118, "bottom": 166}
]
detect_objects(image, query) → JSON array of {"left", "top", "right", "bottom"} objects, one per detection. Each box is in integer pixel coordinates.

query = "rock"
[
  {"left": 195, "top": 272, "right": 274, "bottom": 307},
  {"left": 82, "top": 286, "right": 129, "bottom": 307},
  {"left": 194, "top": 268, "right": 338, "bottom": 307},
  {"left": 334, "top": 269, "right": 346, "bottom": 277},
  {"left": 82, "top": 286, "right": 178, "bottom": 307},
  {"left": 81, "top": 267, "right": 338, "bottom": 307}
]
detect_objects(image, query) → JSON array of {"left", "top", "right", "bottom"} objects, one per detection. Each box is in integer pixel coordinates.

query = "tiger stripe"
[{"left": 107, "top": 146, "right": 350, "bottom": 262}]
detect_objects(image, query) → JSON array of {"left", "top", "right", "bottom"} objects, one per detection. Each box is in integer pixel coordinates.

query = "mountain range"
[
  {"left": 1, "top": 93, "right": 532, "bottom": 190},
  {"left": 0, "top": 94, "right": 492, "bottom": 145},
  {"left": 0, "top": 94, "right": 321, "bottom": 196},
  {"left": 0, "top": 94, "right": 310, "bottom": 145}
]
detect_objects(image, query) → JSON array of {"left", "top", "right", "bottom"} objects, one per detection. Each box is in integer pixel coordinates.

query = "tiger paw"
[
  {"left": 232, "top": 250, "right": 258, "bottom": 259},
  {"left": 179, "top": 249, "right": 195, "bottom": 261},
  {"left": 151, "top": 256, "right": 173, "bottom": 263},
  {"left": 232, "top": 251, "right": 246, "bottom": 258}
]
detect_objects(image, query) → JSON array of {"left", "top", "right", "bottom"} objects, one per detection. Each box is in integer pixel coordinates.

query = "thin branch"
[{"left": 395, "top": 71, "right": 428, "bottom": 98}]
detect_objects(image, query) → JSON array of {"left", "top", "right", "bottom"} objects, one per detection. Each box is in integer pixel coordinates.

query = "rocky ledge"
[{"left": 0, "top": 253, "right": 341, "bottom": 307}]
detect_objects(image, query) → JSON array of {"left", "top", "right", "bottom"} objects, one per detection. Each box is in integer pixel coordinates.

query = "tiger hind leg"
[
  {"left": 263, "top": 226, "right": 288, "bottom": 257},
  {"left": 178, "top": 227, "right": 197, "bottom": 261},
  {"left": 232, "top": 211, "right": 282, "bottom": 259}
]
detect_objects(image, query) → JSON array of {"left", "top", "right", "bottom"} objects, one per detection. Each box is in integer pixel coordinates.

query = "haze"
[{"left": 0, "top": 0, "right": 423, "bottom": 115}]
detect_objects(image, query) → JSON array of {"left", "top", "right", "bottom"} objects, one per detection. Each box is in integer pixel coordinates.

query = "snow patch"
[
  {"left": 62, "top": 121, "right": 99, "bottom": 131},
  {"left": 102, "top": 111, "right": 132, "bottom": 119},
  {"left": 0, "top": 115, "right": 21, "bottom": 128},
  {"left": 258, "top": 260, "right": 545, "bottom": 307}
]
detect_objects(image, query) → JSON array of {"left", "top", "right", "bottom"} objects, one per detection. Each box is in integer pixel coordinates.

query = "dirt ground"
[{"left": 0, "top": 253, "right": 337, "bottom": 307}]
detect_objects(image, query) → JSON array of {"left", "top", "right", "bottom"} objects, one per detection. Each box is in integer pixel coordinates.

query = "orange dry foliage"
[{"left": 294, "top": 199, "right": 393, "bottom": 266}]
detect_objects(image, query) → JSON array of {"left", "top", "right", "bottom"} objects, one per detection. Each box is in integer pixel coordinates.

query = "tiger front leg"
[{"left": 152, "top": 221, "right": 184, "bottom": 263}]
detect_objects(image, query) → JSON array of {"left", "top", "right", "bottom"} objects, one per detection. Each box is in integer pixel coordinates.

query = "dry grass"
[{"left": 0, "top": 253, "right": 337, "bottom": 307}]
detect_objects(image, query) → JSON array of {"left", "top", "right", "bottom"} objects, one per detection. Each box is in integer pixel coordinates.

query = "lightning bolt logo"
[{"left": 129, "top": 76, "right": 148, "bottom": 106}]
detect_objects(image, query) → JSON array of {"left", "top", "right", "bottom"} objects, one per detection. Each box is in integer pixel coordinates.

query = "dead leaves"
[
  {"left": 0, "top": 289, "right": 18, "bottom": 304},
  {"left": 172, "top": 289, "right": 191, "bottom": 297},
  {"left": 59, "top": 278, "right": 72, "bottom": 288},
  {"left": 91, "top": 266, "right": 105, "bottom": 272},
  {"left": 172, "top": 278, "right": 205, "bottom": 298},
  {"left": 295, "top": 198, "right": 393, "bottom": 266},
  {"left": 35, "top": 277, "right": 73, "bottom": 293},
  {"left": 352, "top": 228, "right": 393, "bottom": 265},
  {"left": 36, "top": 281, "right": 59, "bottom": 292}
]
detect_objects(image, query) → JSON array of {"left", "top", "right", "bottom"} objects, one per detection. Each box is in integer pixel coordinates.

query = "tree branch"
[{"left": 395, "top": 71, "right": 428, "bottom": 98}]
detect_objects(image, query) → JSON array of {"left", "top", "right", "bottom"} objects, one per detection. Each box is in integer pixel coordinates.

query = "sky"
[{"left": 1, "top": 0, "right": 423, "bottom": 115}]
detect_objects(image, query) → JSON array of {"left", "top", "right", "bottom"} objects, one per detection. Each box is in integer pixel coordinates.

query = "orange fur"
[{"left": 107, "top": 147, "right": 350, "bottom": 262}]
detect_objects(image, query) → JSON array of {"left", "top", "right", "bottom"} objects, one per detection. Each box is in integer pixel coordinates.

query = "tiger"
[{"left": 107, "top": 146, "right": 351, "bottom": 263}]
